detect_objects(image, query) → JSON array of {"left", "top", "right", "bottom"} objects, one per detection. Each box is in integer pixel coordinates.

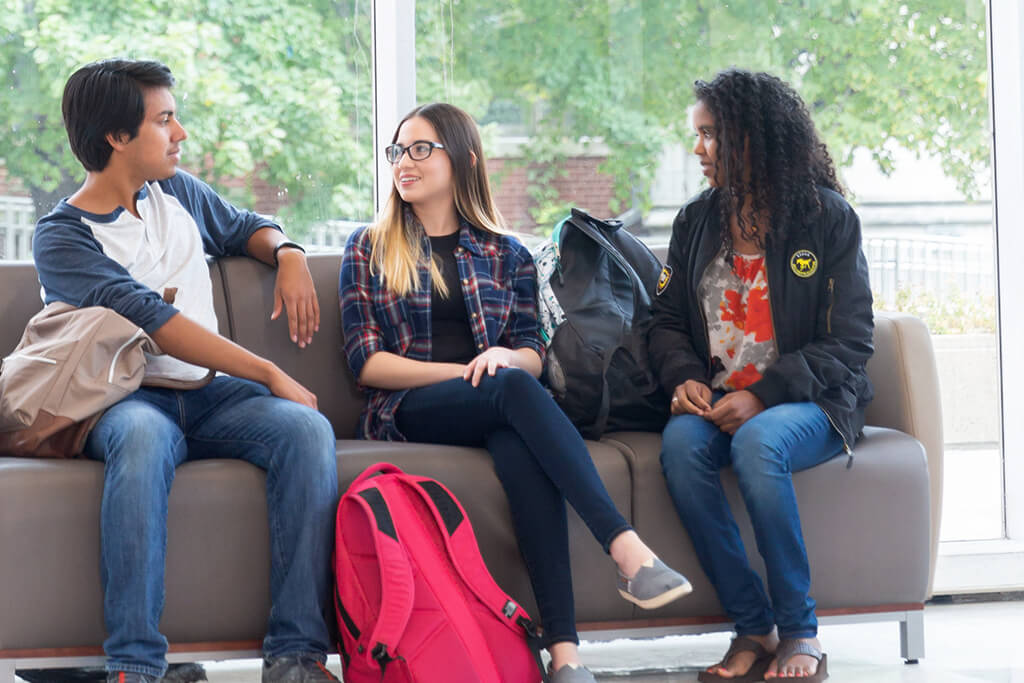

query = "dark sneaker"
[
  {"left": 162, "top": 663, "right": 208, "bottom": 682},
  {"left": 104, "top": 673, "right": 159, "bottom": 683},
  {"left": 261, "top": 655, "right": 340, "bottom": 682},
  {"left": 617, "top": 557, "right": 693, "bottom": 609},
  {"left": 18, "top": 664, "right": 204, "bottom": 683},
  {"left": 16, "top": 668, "right": 107, "bottom": 683}
]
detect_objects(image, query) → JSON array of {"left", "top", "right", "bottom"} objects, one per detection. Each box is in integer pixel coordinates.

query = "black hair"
[
  {"left": 694, "top": 68, "right": 843, "bottom": 249},
  {"left": 61, "top": 59, "right": 175, "bottom": 172}
]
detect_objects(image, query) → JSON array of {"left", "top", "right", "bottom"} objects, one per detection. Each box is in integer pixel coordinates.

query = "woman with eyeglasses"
[
  {"left": 650, "top": 70, "right": 874, "bottom": 683},
  {"left": 340, "top": 102, "right": 690, "bottom": 681}
]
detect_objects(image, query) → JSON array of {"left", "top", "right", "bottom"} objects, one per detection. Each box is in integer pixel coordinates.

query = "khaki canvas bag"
[{"left": 0, "top": 302, "right": 209, "bottom": 458}]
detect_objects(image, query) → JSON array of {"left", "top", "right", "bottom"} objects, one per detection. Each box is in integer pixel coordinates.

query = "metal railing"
[
  {"left": 0, "top": 195, "right": 1001, "bottom": 307},
  {"left": 864, "top": 235, "right": 995, "bottom": 304},
  {"left": 0, "top": 196, "right": 34, "bottom": 261}
]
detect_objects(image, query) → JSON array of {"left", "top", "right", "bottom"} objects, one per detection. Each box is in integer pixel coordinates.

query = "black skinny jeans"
[{"left": 395, "top": 367, "right": 631, "bottom": 646}]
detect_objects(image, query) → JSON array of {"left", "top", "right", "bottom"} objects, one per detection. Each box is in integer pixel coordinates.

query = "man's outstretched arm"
[
  {"left": 246, "top": 226, "right": 320, "bottom": 349},
  {"left": 151, "top": 312, "right": 318, "bottom": 409}
]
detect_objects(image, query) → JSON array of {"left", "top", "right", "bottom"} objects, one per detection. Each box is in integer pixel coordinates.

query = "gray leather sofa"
[{"left": 0, "top": 254, "right": 941, "bottom": 679}]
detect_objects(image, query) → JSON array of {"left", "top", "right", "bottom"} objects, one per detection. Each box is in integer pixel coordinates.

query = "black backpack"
[{"left": 533, "top": 208, "right": 669, "bottom": 439}]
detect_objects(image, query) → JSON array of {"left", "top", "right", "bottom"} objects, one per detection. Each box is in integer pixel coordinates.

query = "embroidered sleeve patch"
[
  {"left": 657, "top": 265, "right": 673, "bottom": 295},
  {"left": 790, "top": 250, "right": 818, "bottom": 278}
]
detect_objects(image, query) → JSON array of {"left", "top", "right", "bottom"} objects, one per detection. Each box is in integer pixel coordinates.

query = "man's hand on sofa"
[{"left": 272, "top": 248, "right": 320, "bottom": 349}]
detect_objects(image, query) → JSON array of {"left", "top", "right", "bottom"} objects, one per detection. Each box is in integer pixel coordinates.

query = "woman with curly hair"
[{"left": 649, "top": 69, "right": 874, "bottom": 682}]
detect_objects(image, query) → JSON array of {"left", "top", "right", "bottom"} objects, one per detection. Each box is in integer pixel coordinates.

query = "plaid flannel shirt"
[{"left": 340, "top": 219, "right": 545, "bottom": 441}]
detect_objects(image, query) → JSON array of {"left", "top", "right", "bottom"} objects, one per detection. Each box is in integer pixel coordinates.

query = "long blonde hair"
[{"left": 369, "top": 103, "right": 505, "bottom": 297}]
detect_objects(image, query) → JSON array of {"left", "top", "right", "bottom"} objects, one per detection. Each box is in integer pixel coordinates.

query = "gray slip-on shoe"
[
  {"left": 549, "top": 662, "right": 598, "bottom": 683},
  {"left": 617, "top": 557, "right": 693, "bottom": 609}
]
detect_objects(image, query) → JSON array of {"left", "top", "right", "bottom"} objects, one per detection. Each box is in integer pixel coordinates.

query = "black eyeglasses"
[{"left": 384, "top": 140, "right": 446, "bottom": 164}]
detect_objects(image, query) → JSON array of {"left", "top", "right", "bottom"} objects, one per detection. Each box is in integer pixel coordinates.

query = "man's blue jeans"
[
  {"left": 659, "top": 397, "right": 843, "bottom": 639},
  {"left": 84, "top": 377, "right": 339, "bottom": 678},
  {"left": 395, "top": 368, "right": 632, "bottom": 647}
]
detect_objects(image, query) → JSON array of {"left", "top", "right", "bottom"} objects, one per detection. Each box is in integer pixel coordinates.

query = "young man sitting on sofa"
[{"left": 29, "top": 58, "right": 340, "bottom": 683}]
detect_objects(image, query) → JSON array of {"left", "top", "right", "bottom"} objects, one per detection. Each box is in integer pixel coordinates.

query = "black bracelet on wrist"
[{"left": 273, "top": 240, "right": 306, "bottom": 266}]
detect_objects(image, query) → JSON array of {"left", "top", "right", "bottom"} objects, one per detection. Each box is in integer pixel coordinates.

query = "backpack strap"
[
  {"left": 551, "top": 213, "right": 571, "bottom": 263},
  {"left": 345, "top": 479, "right": 414, "bottom": 673},
  {"left": 350, "top": 461, "right": 403, "bottom": 489},
  {"left": 566, "top": 209, "right": 651, "bottom": 310},
  {"left": 400, "top": 475, "right": 548, "bottom": 679},
  {"left": 400, "top": 476, "right": 539, "bottom": 634}
]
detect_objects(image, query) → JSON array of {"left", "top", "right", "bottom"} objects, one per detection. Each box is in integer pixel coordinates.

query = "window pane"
[
  {"left": 0, "top": 0, "right": 373, "bottom": 260},
  {"left": 415, "top": 1, "right": 999, "bottom": 541}
]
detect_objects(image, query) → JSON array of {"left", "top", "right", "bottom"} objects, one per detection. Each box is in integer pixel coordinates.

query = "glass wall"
[
  {"left": 0, "top": 1, "right": 1006, "bottom": 552},
  {"left": 0, "top": 0, "right": 374, "bottom": 260},
  {"left": 412, "top": 1, "right": 1000, "bottom": 542}
]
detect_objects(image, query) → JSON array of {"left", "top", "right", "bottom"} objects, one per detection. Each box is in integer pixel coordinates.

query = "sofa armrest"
[{"left": 865, "top": 311, "right": 943, "bottom": 597}]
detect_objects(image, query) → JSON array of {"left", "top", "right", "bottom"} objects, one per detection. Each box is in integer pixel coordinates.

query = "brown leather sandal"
[{"left": 770, "top": 638, "right": 828, "bottom": 682}]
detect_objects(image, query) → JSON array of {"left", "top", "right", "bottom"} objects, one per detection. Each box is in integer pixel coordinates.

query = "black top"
[{"left": 429, "top": 232, "right": 477, "bottom": 364}]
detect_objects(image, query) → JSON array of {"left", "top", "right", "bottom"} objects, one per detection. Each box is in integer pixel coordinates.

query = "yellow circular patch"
[
  {"left": 656, "top": 265, "right": 673, "bottom": 295},
  {"left": 790, "top": 250, "right": 818, "bottom": 278}
]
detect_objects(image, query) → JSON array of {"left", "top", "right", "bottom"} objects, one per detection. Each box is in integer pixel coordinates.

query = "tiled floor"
[
  {"left": 577, "top": 598, "right": 1023, "bottom": 681},
  {"left": 25, "top": 597, "right": 1013, "bottom": 682}
]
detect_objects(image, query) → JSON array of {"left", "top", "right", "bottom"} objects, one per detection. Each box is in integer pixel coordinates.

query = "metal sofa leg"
[{"left": 900, "top": 609, "right": 925, "bottom": 663}]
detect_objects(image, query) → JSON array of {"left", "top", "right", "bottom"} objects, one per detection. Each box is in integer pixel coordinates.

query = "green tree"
[
  {"left": 0, "top": 0, "right": 374, "bottom": 235},
  {"left": 416, "top": 0, "right": 989, "bottom": 221},
  {"left": 1, "top": 1, "right": 991, "bottom": 235}
]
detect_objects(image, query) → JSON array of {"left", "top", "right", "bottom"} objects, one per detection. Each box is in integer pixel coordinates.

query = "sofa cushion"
[
  {"left": 0, "top": 437, "right": 632, "bottom": 649},
  {"left": 335, "top": 439, "right": 635, "bottom": 624},
  {"left": 0, "top": 263, "right": 45, "bottom": 357},
  {"left": 0, "top": 261, "right": 231, "bottom": 356},
  {"left": 602, "top": 426, "right": 930, "bottom": 619},
  {"left": 214, "top": 255, "right": 364, "bottom": 439}
]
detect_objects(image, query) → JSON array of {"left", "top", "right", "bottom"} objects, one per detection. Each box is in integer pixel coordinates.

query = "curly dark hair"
[{"left": 694, "top": 68, "right": 843, "bottom": 250}]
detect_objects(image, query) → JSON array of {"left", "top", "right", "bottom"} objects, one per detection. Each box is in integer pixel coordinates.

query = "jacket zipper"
[
  {"left": 766, "top": 261, "right": 852, "bottom": 466},
  {"left": 820, "top": 404, "right": 855, "bottom": 468},
  {"left": 108, "top": 328, "right": 146, "bottom": 383},
  {"left": 822, "top": 277, "right": 854, "bottom": 465},
  {"left": 826, "top": 277, "right": 835, "bottom": 335}
]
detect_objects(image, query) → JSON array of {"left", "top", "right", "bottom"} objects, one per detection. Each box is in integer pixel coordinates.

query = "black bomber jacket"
[{"left": 648, "top": 186, "right": 874, "bottom": 452}]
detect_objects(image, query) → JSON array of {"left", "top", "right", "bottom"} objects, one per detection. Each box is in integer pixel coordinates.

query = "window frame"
[
  {"left": 369, "top": 0, "right": 1024, "bottom": 594},
  {"left": 931, "top": 0, "right": 1024, "bottom": 593}
]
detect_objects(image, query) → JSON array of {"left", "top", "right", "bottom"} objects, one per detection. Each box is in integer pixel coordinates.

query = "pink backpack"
[{"left": 333, "top": 462, "right": 546, "bottom": 683}]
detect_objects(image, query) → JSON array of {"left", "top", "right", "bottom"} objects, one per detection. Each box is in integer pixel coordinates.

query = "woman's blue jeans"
[
  {"left": 84, "top": 376, "right": 339, "bottom": 678},
  {"left": 659, "top": 397, "right": 843, "bottom": 639},
  {"left": 395, "top": 368, "right": 632, "bottom": 647}
]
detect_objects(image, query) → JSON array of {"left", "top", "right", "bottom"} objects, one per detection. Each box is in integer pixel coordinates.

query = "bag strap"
[
  {"left": 548, "top": 214, "right": 574, "bottom": 286},
  {"left": 343, "top": 479, "right": 414, "bottom": 673},
  {"left": 562, "top": 209, "right": 643, "bottom": 437},
  {"left": 398, "top": 475, "right": 548, "bottom": 680},
  {"left": 350, "top": 461, "right": 403, "bottom": 490},
  {"left": 565, "top": 209, "right": 650, "bottom": 311},
  {"left": 399, "top": 476, "right": 536, "bottom": 630}
]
